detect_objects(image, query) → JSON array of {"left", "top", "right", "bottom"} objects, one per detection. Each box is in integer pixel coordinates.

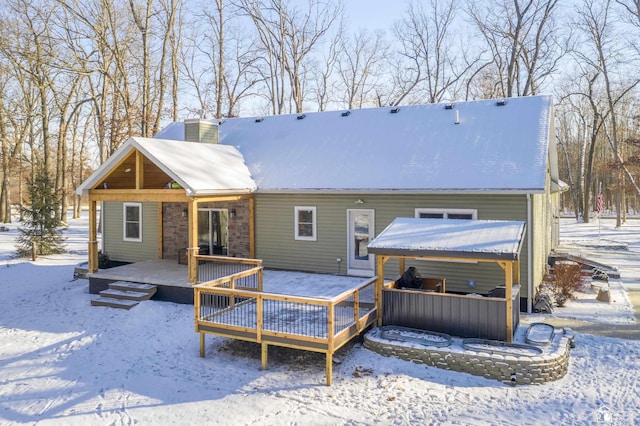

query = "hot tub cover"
[{"left": 368, "top": 218, "right": 526, "bottom": 261}]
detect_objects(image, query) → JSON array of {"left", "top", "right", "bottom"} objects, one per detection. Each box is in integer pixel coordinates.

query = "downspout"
[{"left": 527, "top": 193, "right": 533, "bottom": 314}]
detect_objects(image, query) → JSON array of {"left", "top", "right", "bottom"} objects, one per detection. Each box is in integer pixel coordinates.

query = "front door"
[
  {"left": 347, "top": 209, "right": 375, "bottom": 276},
  {"left": 197, "top": 209, "right": 228, "bottom": 255}
]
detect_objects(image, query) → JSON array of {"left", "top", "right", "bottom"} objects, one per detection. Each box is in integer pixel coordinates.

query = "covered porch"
[
  {"left": 76, "top": 137, "right": 257, "bottom": 285},
  {"left": 368, "top": 218, "right": 526, "bottom": 342}
]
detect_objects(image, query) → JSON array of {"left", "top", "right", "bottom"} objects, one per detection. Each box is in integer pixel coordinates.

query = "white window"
[
  {"left": 415, "top": 208, "right": 477, "bottom": 220},
  {"left": 295, "top": 206, "right": 317, "bottom": 241},
  {"left": 123, "top": 203, "right": 142, "bottom": 242}
]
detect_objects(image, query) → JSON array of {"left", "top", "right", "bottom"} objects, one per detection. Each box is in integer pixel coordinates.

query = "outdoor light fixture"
[
  {"left": 124, "top": 168, "right": 131, "bottom": 173},
  {"left": 355, "top": 199, "right": 365, "bottom": 204},
  {"left": 182, "top": 209, "right": 188, "bottom": 218},
  {"left": 230, "top": 209, "right": 236, "bottom": 219}
]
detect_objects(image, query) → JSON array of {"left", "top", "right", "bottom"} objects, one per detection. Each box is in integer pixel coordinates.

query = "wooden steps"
[{"left": 91, "top": 281, "right": 157, "bottom": 309}]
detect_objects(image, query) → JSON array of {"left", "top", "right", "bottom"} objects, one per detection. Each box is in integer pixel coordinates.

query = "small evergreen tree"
[{"left": 15, "top": 168, "right": 66, "bottom": 257}]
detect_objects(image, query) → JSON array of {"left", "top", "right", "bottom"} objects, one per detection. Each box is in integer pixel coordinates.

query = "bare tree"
[
  {"left": 575, "top": 0, "right": 640, "bottom": 226},
  {"left": 181, "top": 1, "right": 261, "bottom": 118},
  {"left": 236, "top": 0, "right": 342, "bottom": 113},
  {"left": 467, "top": 0, "right": 564, "bottom": 98},
  {"left": 393, "top": 0, "right": 479, "bottom": 105},
  {"left": 336, "top": 29, "right": 388, "bottom": 109}
]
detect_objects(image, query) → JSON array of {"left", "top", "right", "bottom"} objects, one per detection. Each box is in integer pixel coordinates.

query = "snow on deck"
[{"left": 90, "top": 260, "right": 372, "bottom": 300}]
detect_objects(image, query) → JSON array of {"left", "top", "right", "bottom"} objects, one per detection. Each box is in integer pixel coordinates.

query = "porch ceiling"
[{"left": 95, "top": 150, "right": 172, "bottom": 190}]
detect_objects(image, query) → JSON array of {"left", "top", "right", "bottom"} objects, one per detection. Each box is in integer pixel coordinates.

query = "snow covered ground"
[{"left": 0, "top": 214, "right": 638, "bottom": 425}]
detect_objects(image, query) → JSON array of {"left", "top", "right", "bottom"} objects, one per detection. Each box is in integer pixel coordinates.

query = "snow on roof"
[
  {"left": 77, "top": 137, "right": 256, "bottom": 196},
  {"left": 367, "top": 218, "right": 527, "bottom": 260},
  {"left": 210, "top": 96, "right": 550, "bottom": 192},
  {"left": 155, "top": 96, "right": 554, "bottom": 192}
]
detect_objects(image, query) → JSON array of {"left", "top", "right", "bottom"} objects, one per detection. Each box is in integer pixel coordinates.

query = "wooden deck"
[{"left": 193, "top": 257, "right": 377, "bottom": 386}]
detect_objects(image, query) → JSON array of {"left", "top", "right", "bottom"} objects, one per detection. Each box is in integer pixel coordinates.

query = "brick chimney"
[{"left": 184, "top": 119, "right": 219, "bottom": 144}]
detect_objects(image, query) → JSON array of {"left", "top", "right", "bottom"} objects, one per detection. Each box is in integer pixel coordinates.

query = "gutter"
[
  {"left": 254, "top": 188, "right": 548, "bottom": 196},
  {"left": 527, "top": 193, "right": 533, "bottom": 314}
]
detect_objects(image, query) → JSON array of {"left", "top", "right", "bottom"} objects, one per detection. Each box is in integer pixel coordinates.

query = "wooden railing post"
[
  {"left": 353, "top": 291, "right": 360, "bottom": 332},
  {"left": 326, "top": 303, "right": 335, "bottom": 386}
]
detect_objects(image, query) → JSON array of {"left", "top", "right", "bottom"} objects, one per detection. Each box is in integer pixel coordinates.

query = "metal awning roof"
[{"left": 368, "top": 218, "right": 527, "bottom": 261}]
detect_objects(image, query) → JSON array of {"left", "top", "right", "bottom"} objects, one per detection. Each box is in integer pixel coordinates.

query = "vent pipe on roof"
[
  {"left": 496, "top": 99, "right": 507, "bottom": 106},
  {"left": 455, "top": 110, "right": 460, "bottom": 124},
  {"left": 390, "top": 107, "right": 400, "bottom": 113},
  {"left": 297, "top": 114, "right": 306, "bottom": 120},
  {"left": 184, "top": 119, "right": 219, "bottom": 144},
  {"left": 341, "top": 111, "right": 350, "bottom": 117}
]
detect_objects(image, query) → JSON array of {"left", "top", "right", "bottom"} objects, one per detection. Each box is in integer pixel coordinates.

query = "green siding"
[
  {"left": 254, "top": 193, "right": 534, "bottom": 296},
  {"left": 103, "top": 202, "right": 159, "bottom": 262}
]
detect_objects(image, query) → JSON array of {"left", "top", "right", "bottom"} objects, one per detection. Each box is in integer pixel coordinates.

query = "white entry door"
[{"left": 347, "top": 209, "right": 375, "bottom": 276}]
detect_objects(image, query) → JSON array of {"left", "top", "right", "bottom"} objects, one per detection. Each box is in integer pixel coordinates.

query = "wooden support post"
[
  {"left": 261, "top": 342, "right": 268, "bottom": 370},
  {"left": 88, "top": 199, "right": 99, "bottom": 272},
  {"left": 398, "top": 257, "right": 405, "bottom": 276},
  {"left": 375, "top": 255, "right": 387, "bottom": 326},
  {"left": 326, "top": 353, "right": 333, "bottom": 386},
  {"left": 505, "top": 261, "right": 514, "bottom": 343},
  {"left": 200, "top": 332, "right": 205, "bottom": 358},
  {"left": 187, "top": 199, "right": 199, "bottom": 284}
]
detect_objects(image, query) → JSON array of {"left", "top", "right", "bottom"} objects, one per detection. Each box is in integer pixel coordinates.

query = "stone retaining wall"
[{"left": 364, "top": 328, "right": 574, "bottom": 385}]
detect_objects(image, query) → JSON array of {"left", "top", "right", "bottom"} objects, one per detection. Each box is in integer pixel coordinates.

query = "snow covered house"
[{"left": 77, "top": 95, "right": 561, "bottom": 312}]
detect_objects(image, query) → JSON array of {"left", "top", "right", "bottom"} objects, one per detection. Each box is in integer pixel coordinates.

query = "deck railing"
[
  {"left": 194, "top": 271, "right": 377, "bottom": 385},
  {"left": 195, "top": 255, "right": 263, "bottom": 286}
]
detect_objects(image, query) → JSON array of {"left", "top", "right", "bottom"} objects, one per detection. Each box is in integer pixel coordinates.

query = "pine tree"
[{"left": 15, "top": 169, "right": 66, "bottom": 257}]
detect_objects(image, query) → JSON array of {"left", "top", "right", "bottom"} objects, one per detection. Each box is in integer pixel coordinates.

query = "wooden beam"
[
  {"left": 135, "top": 150, "right": 144, "bottom": 189},
  {"left": 192, "top": 194, "right": 250, "bottom": 203},
  {"left": 89, "top": 189, "right": 189, "bottom": 202},
  {"left": 88, "top": 200, "right": 98, "bottom": 273}
]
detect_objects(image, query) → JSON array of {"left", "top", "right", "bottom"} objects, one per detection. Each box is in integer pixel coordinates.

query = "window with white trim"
[
  {"left": 295, "top": 206, "right": 317, "bottom": 241},
  {"left": 123, "top": 203, "right": 142, "bottom": 242},
  {"left": 415, "top": 208, "right": 477, "bottom": 220}
]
